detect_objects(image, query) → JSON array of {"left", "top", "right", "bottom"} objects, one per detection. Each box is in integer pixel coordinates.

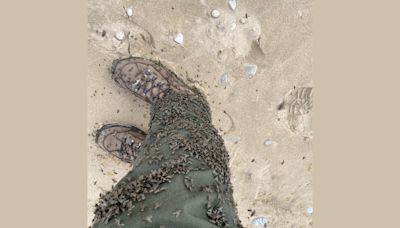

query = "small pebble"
[
  {"left": 298, "top": 9, "right": 303, "bottom": 17},
  {"left": 126, "top": 7, "right": 133, "bottom": 17},
  {"left": 174, "top": 33, "right": 184, "bottom": 44},
  {"left": 115, "top": 31, "right": 125, "bottom": 41},
  {"left": 228, "top": 0, "right": 237, "bottom": 10},
  {"left": 264, "top": 139, "right": 273, "bottom": 145},
  {"left": 240, "top": 18, "right": 248, "bottom": 24},
  {"left": 218, "top": 73, "right": 229, "bottom": 85},
  {"left": 307, "top": 207, "right": 313, "bottom": 215},
  {"left": 211, "top": 9, "right": 220, "bottom": 18},
  {"left": 244, "top": 64, "right": 257, "bottom": 78},
  {"left": 230, "top": 22, "right": 237, "bottom": 30}
]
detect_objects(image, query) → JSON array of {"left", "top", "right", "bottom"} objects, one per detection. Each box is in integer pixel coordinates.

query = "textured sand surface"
[{"left": 88, "top": 0, "right": 313, "bottom": 227}]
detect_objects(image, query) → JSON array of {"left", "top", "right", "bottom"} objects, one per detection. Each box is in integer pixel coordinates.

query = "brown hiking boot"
[
  {"left": 111, "top": 57, "right": 196, "bottom": 103},
  {"left": 95, "top": 123, "right": 147, "bottom": 163}
]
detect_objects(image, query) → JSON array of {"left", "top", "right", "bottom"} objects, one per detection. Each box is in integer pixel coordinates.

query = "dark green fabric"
[{"left": 92, "top": 92, "right": 242, "bottom": 228}]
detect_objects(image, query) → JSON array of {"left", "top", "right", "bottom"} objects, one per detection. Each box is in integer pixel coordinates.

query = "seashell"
[
  {"left": 174, "top": 33, "right": 184, "bottom": 44},
  {"left": 251, "top": 216, "right": 268, "bottom": 227},
  {"left": 264, "top": 139, "right": 273, "bottom": 145},
  {"left": 228, "top": 0, "right": 237, "bottom": 10},
  {"left": 126, "top": 8, "right": 133, "bottom": 17},
  {"left": 211, "top": 9, "right": 220, "bottom": 18},
  {"left": 244, "top": 64, "right": 257, "bottom": 78},
  {"left": 218, "top": 73, "right": 229, "bottom": 85},
  {"left": 115, "top": 31, "right": 125, "bottom": 41}
]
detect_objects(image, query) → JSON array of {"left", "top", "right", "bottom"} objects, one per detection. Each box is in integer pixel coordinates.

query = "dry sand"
[{"left": 88, "top": 0, "right": 313, "bottom": 227}]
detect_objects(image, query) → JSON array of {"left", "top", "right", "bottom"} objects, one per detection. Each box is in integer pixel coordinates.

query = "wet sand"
[{"left": 88, "top": 0, "right": 313, "bottom": 227}]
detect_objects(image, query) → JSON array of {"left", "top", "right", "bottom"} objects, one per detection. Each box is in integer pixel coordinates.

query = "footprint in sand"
[
  {"left": 212, "top": 108, "right": 235, "bottom": 136},
  {"left": 279, "top": 87, "right": 313, "bottom": 133}
]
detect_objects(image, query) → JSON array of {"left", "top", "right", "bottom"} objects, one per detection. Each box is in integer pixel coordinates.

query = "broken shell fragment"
[
  {"left": 244, "top": 64, "right": 257, "bottom": 78},
  {"left": 218, "top": 73, "right": 229, "bottom": 85},
  {"left": 174, "top": 33, "right": 184, "bottom": 44},
  {"left": 126, "top": 8, "right": 133, "bottom": 17},
  {"left": 264, "top": 139, "right": 273, "bottom": 145},
  {"left": 228, "top": 0, "right": 237, "bottom": 10},
  {"left": 115, "top": 31, "right": 125, "bottom": 41}
]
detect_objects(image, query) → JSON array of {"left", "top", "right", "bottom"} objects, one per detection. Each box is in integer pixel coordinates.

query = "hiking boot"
[
  {"left": 111, "top": 57, "right": 196, "bottom": 103},
  {"left": 95, "top": 123, "right": 147, "bottom": 163}
]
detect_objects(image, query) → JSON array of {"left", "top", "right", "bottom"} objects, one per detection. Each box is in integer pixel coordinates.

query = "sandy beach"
[{"left": 88, "top": 0, "right": 313, "bottom": 227}]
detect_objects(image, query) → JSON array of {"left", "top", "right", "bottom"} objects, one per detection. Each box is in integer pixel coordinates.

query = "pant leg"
[{"left": 92, "top": 92, "right": 243, "bottom": 228}]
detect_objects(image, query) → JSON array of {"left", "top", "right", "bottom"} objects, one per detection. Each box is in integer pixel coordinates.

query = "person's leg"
[{"left": 92, "top": 58, "right": 242, "bottom": 228}]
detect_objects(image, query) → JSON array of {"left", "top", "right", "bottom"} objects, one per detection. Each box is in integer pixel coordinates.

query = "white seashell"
[
  {"left": 251, "top": 216, "right": 268, "bottom": 226},
  {"left": 115, "top": 31, "right": 125, "bottom": 41},
  {"left": 264, "top": 139, "right": 273, "bottom": 145},
  {"left": 219, "top": 73, "right": 229, "bottom": 85},
  {"left": 211, "top": 9, "right": 220, "bottom": 18},
  {"left": 244, "top": 64, "right": 257, "bottom": 78},
  {"left": 228, "top": 0, "right": 237, "bottom": 10},
  {"left": 307, "top": 207, "right": 313, "bottom": 215},
  {"left": 174, "top": 33, "right": 184, "bottom": 44},
  {"left": 126, "top": 8, "right": 133, "bottom": 17}
]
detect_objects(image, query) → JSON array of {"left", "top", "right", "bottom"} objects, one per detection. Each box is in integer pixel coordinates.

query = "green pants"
[{"left": 92, "top": 92, "right": 242, "bottom": 228}]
